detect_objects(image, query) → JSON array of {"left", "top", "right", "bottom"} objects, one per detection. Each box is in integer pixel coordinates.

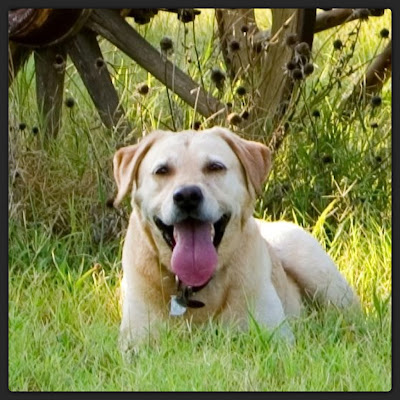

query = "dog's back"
[{"left": 256, "top": 220, "right": 359, "bottom": 308}]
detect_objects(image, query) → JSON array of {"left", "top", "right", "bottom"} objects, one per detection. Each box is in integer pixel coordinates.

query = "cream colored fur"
[{"left": 112, "top": 127, "right": 359, "bottom": 353}]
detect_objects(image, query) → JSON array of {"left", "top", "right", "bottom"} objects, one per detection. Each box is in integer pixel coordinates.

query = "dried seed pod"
[
  {"left": 227, "top": 112, "right": 242, "bottom": 126},
  {"left": 236, "top": 86, "right": 246, "bottom": 96},
  {"left": 371, "top": 96, "right": 382, "bottom": 107},
  {"left": 295, "top": 42, "right": 310, "bottom": 56},
  {"left": 380, "top": 28, "right": 390, "bottom": 38},
  {"left": 134, "top": 16, "right": 151, "bottom": 24},
  {"left": 65, "top": 97, "right": 75, "bottom": 108},
  {"left": 286, "top": 60, "right": 297, "bottom": 71},
  {"left": 137, "top": 83, "right": 149, "bottom": 95},
  {"left": 160, "top": 36, "right": 174, "bottom": 54},
  {"left": 177, "top": 9, "right": 198, "bottom": 23},
  {"left": 53, "top": 54, "right": 65, "bottom": 72},
  {"left": 32, "top": 126, "right": 39, "bottom": 135},
  {"left": 241, "top": 25, "right": 249, "bottom": 34},
  {"left": 312, "top": 110, "right": 320, "bottom": 118},
  {"left": 292, "top": 68, "right": 303, "bottom": 80},
  {"left": 18, "top": 122, "right": 26, "bottom": 131},
  {"left": 211, "top": 67, "right": 226, "bottom": 89},
  {"left": 333, "top": 39, "right": 343, "bottom": 50},
  {"left": 354, "top": 9, "right": 370, "bottom": 20},
  {"left": 254, "top": 42, "right": 263, "bottom": 53},
  {"left": 229, "top": 40, "right": 241, "bottom": 52},
  {"left": 303, "top": 63, "right": 314, "bottom": 76},
  {"left": 285, "top": 33, "right": 298, "bottom": 47},
  {"left": 54, "top": 54, "right": 64, "bottom": 65},
  {"left": 193, "top": 121, "right": 201, "bottom": 130},
  {"left": 95, "top": 58, "right": 105, "bottom": 69},
  {"left": 240, "top": 110, "right": 249, "bottom": 120}
]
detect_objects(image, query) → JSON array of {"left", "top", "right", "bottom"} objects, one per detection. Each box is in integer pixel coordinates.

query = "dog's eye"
[
  {"left": 153, "top": 165, "right": 170, "bottom": 175},
  {"left": 205, "top": 161, "right": 226, "bottom": 172}
]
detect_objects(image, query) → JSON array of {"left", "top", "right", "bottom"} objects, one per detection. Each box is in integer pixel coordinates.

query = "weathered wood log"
[
  {"left": 8, "top": 41, "right": 32, "bottom": 86},
  {"left": 266, "top": 8, "right": 316, "bottom": 151},
  {"left": 34, "top": 45, "right": 66, "bottom": 138},
  {"left": 86, "top": 9, "right": 225, "bottom": 120},
  {"left": 9, "top": 9, "right": 92, "bottom": 47},
  {"left": 314, "top": 8, "right": 384, "bottom": 33},
  {"left": 256, "top": 10, "right": 314, "bottom": 130},
  {"left": 216, "top": 9, "right": 315, "bottom": 142},
  {"left": 254, "top": 9, "right": 385, "bottom": 47},
  {"left": 67, "top": 29, "right": 131, "bottom": 135},
  {"left": 315, "top": 9, "right": 356, "bottom": 33}
]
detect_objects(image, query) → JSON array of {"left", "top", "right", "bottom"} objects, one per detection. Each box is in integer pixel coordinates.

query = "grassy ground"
[{"left": 8, "top": 9, "right": 391, "bottom": 392}]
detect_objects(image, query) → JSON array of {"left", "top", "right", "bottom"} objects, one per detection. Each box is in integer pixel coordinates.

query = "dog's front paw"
[
  {"left": 274, "top": 321, "right": 295, "bottom": 345},
  {"left": 118, "top": 329, "right": 141, "bottom": 361}
]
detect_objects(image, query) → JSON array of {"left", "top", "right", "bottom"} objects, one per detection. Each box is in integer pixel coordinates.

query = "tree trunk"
[{"left": 216, "top": 9, "right": 259, "bottom": 81}]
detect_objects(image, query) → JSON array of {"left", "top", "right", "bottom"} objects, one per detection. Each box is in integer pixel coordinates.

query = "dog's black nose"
[{"left": 173, "top": 185, "right": 204, "bottom": 211}]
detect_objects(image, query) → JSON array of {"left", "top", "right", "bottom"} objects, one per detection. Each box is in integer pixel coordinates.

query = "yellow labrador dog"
[{"left": 112, "top": 127, "right": 358, "bottom": 351}]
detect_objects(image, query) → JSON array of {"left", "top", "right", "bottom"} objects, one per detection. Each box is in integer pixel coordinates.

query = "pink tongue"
[{"left": 171, "top": 219, "right": 218, "bottom": 287}]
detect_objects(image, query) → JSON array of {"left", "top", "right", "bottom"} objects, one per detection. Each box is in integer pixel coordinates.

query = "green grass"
[
  {"left": 8, "top": 219, "right": 391, "bottom": 391},
  {"left": 9, "top": 9, "right": 391, "bottom": 392}
]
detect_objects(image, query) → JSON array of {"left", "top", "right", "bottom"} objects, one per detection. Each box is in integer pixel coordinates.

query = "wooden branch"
[
  {"left": 255, "top": 9, "right": 385, "bottom": 46},
  {"left": 314, "top": 9, "right": 353, "bottom": 33},
  {"left": 87, "top": 9, "right": 225, "bottom": 120},
  {"left": 67, "top": 29, "right": 131, "bottom": 135},
  {"left": 8, "top": 41, "right": 32, "bottom": 86},
  {"left": 364, "top": 40, "right": 391, "bottom": 92},
  {"left": 34, "top": 45, "right": 66, "bottom": 138},
  {"left": 315, "top": 8, "right": 385, "bottom": 33}
]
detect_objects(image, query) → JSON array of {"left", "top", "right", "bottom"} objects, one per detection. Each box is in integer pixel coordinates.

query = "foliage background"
[{"left": 8, "top": 9, "right": 391, "bottom": 391}]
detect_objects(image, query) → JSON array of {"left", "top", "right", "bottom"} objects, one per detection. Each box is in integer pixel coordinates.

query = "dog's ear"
[
  {"left": 218, "top": 129, "right": 272, "bottom": 196},
  {"left": 112, "top": 132, "right": 163, "bottom": 206}
]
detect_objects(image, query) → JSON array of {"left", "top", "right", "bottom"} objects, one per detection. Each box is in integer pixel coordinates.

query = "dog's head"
[{"left": 112, "top": 127, "right": 271, "bottom": 287}]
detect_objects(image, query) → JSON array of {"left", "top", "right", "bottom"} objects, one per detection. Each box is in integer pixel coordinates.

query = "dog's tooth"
[{"left": 211, "top": 224, "right": 215, "bottom": 240}]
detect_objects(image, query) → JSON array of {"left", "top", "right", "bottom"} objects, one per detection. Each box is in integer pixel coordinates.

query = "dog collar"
[{"left": 170, "top": 276, "right": 210, "bottom": 316}]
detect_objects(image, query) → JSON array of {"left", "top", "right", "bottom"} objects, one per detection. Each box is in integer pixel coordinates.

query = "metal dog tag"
[{"left": 170, "top": 295, "right": 187, "bottom": 316}]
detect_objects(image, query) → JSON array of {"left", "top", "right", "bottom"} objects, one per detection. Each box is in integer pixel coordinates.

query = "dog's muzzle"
[{"left": 154, "top": 214, "right": 230, "bottom": 251}]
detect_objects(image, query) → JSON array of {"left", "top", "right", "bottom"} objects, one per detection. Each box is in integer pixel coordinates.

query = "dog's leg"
[
  {"left": 253, "top": 281, "right": 295, "bottom": 343},
  {"left": 216, "top": 273, "right": 294, "bottom": 342},
  {"left": 118, "top": 277, "right": 162, "bottom": 357}
]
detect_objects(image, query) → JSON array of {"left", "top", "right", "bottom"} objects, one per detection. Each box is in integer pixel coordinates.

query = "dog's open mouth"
[{"left": 154, "top": 214, "right": 230, "bottom": 287}]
